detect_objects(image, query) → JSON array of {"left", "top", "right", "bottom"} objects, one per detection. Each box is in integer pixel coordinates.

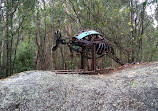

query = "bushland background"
[{"left": 0, "top": 0, "right": 158, "bottom": 78}]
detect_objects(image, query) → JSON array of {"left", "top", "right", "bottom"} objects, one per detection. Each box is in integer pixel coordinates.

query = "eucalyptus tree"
[
  {"left": 65, "top": 0, "right": 157, "bottom": 64},
  {"left": 0, "top": 0, "right": 157, "bottom": 78},
  {"left": 0, "top": 0, "right": 37, "bottom": 78}
]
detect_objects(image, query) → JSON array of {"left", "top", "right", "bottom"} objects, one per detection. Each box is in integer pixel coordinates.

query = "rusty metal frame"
[{"left": 52, "top": 30, "right": 124, "bottom": 74}]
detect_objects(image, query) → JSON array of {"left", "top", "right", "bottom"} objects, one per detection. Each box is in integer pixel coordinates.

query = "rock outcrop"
[{"left": 0, "top": 62, "right": 158, "bottom": 111}]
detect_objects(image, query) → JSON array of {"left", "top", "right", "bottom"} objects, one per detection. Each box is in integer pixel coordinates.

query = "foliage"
[
  {"left": 0, "top": 0, "right": 158, "bottom": 78},
  {"left": 14, "top": 39, "right": 36, "bottom": 73}
]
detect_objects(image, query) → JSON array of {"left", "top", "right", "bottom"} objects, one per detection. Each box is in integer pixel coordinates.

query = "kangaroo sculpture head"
[{"left": 52, "top": 30, "right": 66, "bottom": 51}]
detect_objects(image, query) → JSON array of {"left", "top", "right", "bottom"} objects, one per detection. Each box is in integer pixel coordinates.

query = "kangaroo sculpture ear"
[
  {"left": 59, "top": 31, "right": 61, "bottom": 38},
  {"left": 54, "top": 32, "right": 57, "bottom": 40},
  {"left": 55, "top": 30, "right": 61, "bottom": 39}
]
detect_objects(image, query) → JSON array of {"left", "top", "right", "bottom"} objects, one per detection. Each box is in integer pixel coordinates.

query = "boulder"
[{"left": 0, "top": 62, "right": 158, "bottom": 111}]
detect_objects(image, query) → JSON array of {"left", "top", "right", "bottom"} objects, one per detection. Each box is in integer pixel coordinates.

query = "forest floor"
[{"left": 0, "top": 62, "right": 158, "bottom": 111}]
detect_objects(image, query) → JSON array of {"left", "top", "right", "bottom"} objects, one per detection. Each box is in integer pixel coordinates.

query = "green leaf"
[
  {"left": 143, "top": 1, "right": 147, "bottom": 7},
  {"left": 142, "top": 34, "right": 147, "bottom": 39},
  {"left": 128, "top": 22, "right": 132, "bottom": 26},
  {"left": 125, "top": 7, "right": 130, "bottom": 13}
]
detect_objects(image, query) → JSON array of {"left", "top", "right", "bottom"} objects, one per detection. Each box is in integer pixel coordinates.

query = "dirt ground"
[{"left": 0, "top": 62, "right": 158, "bottom": 111}]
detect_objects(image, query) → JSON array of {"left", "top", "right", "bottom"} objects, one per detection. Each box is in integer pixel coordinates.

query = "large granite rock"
[{"left": 0, "top": 62, "right": 158, "bottom": 111}]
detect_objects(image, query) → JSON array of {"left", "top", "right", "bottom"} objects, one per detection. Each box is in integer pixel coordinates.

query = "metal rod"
[
  {"left": 81, "top": 48, "right": 85, "bottom": 69},
  {"left": 91, "top": 43, "right": 96, "bottom": 72}
]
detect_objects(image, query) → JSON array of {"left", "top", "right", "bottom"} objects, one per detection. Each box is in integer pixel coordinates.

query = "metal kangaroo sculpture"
[{"left": 52, "top": 30, "right": 124, "bottom": 71}]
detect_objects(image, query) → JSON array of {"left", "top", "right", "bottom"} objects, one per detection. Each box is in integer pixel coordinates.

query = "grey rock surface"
[{"left": 0, "top": 62, "right": 158, "bottom": 111}]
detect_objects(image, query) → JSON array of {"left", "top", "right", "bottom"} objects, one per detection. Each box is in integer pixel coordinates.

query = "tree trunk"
[
  {"left": 6, "top": 9, "right": 9, "bottom": 77},
  {"left": 0, "top": 19, "right": 6, "bottom": 65}
]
